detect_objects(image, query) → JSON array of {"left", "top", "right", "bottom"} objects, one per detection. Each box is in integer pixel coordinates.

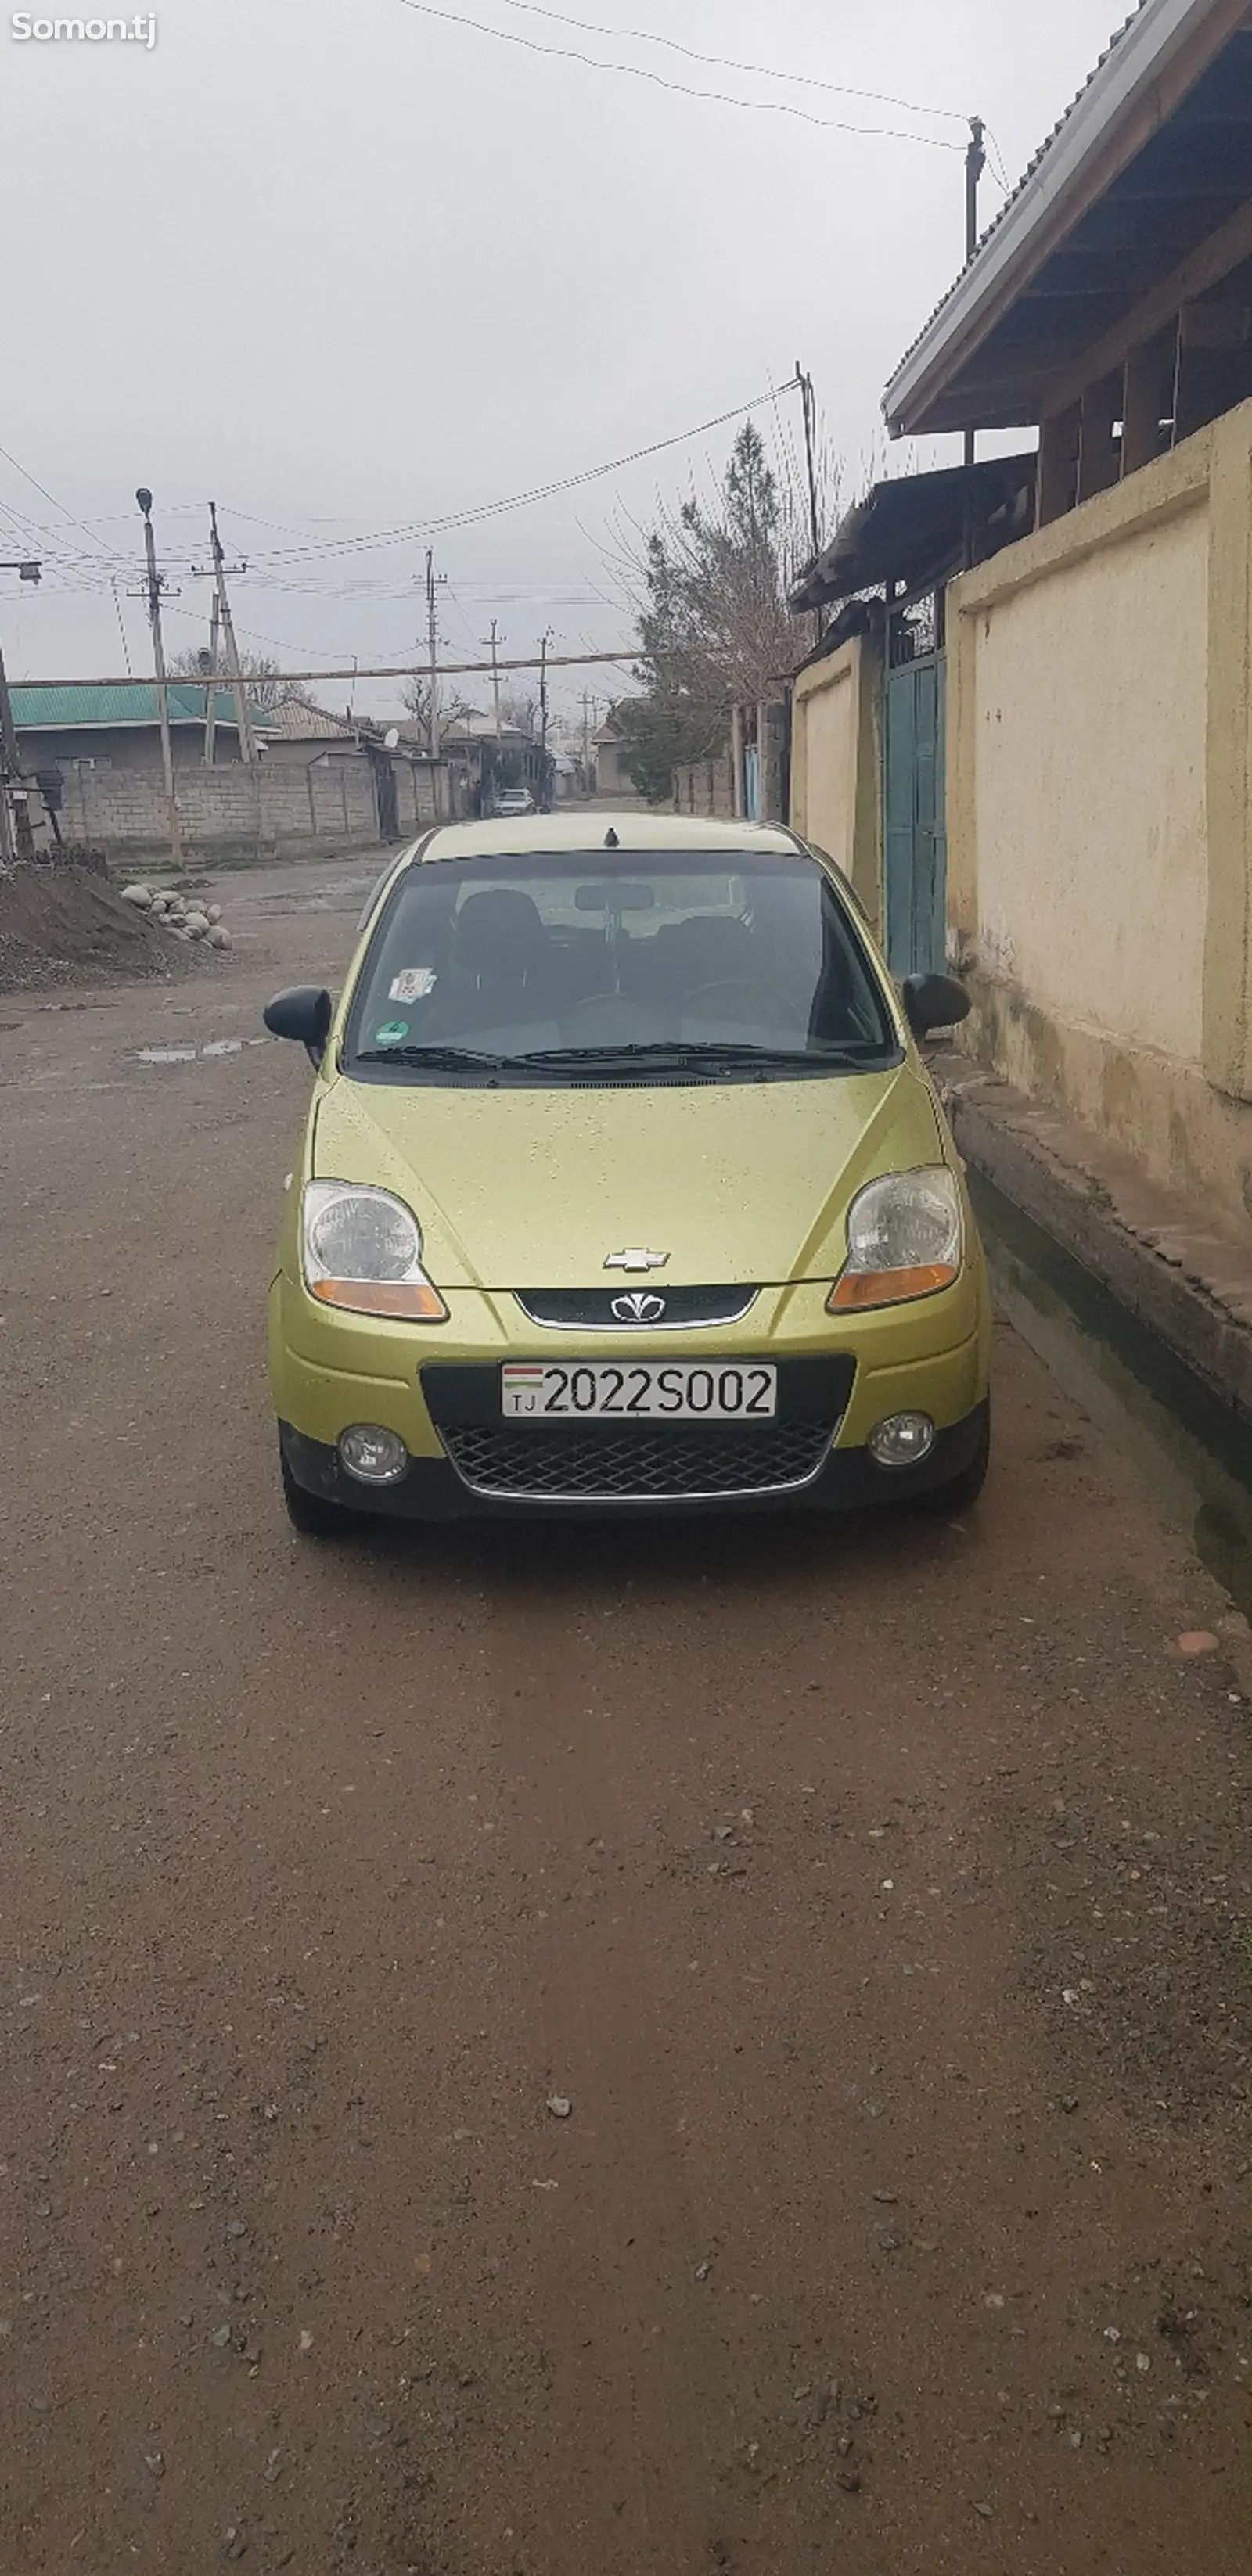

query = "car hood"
[{"left": 312, "top": 1065, "right": 944, "bottom": 1289}]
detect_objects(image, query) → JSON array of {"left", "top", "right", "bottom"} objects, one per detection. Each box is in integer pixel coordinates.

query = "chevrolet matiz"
[{"left": 264, "top": 814, "right": 990, "bottom": 1535}]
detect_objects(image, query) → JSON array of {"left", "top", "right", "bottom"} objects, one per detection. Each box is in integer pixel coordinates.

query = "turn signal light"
[
  {"left": 311, "top": 1279, "right": 449, "bottom": 1320},
  {"left": 826, "top": 1263, "right": 958, "bottom": 1313}
]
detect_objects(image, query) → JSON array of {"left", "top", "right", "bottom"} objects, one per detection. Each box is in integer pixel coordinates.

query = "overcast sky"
[{"left": 2, "top": 0, "right": 1128, "bottom": 726}]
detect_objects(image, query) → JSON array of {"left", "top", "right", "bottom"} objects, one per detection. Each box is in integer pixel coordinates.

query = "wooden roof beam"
[
  {"left": 1038, "top": 189, "right": 1252, "bottom": 418},
  {"left": 886, "top": 0, "right": 1252, "bottom": 436}
]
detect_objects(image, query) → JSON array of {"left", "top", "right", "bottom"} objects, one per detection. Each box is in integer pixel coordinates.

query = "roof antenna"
[{"left": 603, "top": 825, "right": 620, "bottom": 849}]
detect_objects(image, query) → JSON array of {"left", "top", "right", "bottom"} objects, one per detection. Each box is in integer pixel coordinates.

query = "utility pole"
[
  {"left": 425, "top": 549, "right": 448, "bottom": 760},
  {"left": 538, "top": 627, "right": 553, "bottom": 811},
  {"left": 194, "top": 503, "right": 257, "bottom": 768},
  {"left": 134, "top": 490, "right": 182, "bottom": 870},
  {"left": 0, "top": 558, "right": 41, "bottom": 864},
  {"left": 581, "top": 689, "right": 594, "bottom": 789},
  {"left": 203, "top": 591, "right": 221, "bottom": 766},
  {"left": 963, "top": 118, "right": 987, "bottom": 469},
  {"left": 485, "top": 619, "right": 503, "bottom": 741},
  {"left": 192, "top": 504, "right": 264, "bottom": 851},
  {"left": 796, "top": 360, "right": 821, "bottom": 564}
]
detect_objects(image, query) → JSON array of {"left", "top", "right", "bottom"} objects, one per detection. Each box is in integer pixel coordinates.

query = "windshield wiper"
[
  {"left": 354, "top": 1043, "right": 514, "bottom": 1072},
  {"left": 517, "top": 1040, "right": 884, "bottom": 1072}
]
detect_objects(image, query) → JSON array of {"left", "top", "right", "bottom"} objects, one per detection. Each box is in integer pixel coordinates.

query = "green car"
[{"left": 264, "top": 814, "right": 990, "bottom": 1532}]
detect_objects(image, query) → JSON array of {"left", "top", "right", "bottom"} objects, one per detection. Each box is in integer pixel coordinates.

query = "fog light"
[
  {"left": 869, "top": 1411, "right": 935, "bottom": 1469},
  {"left": 338, "top": 1425, "right": 408, "bottom": 1485}
]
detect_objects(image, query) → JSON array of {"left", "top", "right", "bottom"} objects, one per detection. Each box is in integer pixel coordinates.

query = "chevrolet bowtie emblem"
[{"left": 604, "top": 1248, "right": 669, "bottom": 1274}]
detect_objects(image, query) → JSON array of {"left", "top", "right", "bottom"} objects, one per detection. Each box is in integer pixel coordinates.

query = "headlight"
[
  {"left": 301, "top": 1180, "right": 448, "bottom": 1321},
  {"left": 827, "top": 1167, "right": 962, "bottom": 1312}
]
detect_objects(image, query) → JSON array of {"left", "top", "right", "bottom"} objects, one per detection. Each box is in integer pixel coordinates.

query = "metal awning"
[
  {"left": 789, "top": 456, "right": 1036, "bottom": 614},
  {"left": 885, "top": 0, "right": 1252, "bottom": 436}
]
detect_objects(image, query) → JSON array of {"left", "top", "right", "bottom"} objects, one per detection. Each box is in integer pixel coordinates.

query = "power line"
[
  {"left": 394, "top": 0, "right": 966, "bottom": 149},
  {"left": 2, "top": 380, "right": 811, "bottom": 587},
  {"left": 982, "top": 124, "right": 1014, "bottom": 197},
  {"left": 158, "top": 595, "right": 365, "bottom": 663},
  {"left": 237, "top": 376, "right": 806, "bottom": 565},
  {"left": 491, "top": 0, "right": 969, "bottom": 124},
  {"left": 0, "top": 440, "right": 124, "bottom": 560}
]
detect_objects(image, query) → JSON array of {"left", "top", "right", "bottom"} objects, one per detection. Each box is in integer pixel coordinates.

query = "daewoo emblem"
[
  {"left": 604, "top": 1248, "right": 669, "bottom": 1274},
  {"left": 611, "top": 1292, "right": 667, "bottom": 1324}
]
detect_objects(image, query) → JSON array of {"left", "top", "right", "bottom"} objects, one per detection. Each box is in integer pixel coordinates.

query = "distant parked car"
[{"left": 493, "top": 786, "right": 535, "bottom": 817}]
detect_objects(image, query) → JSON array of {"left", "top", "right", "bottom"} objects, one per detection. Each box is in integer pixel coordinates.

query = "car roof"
[{"left": 405, "top": 811, "right": 800, "bottom": 864}]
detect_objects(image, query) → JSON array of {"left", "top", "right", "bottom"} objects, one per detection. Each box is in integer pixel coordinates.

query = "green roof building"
[{"left": 11, "top": 681, "right": 274, "bottom": 772}]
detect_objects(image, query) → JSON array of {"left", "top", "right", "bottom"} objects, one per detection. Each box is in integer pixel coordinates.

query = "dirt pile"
[{"left": 0, "top": 862, "right": 207, "bottom": 993}]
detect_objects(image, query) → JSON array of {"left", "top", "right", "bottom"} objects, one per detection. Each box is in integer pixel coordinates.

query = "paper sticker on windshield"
[
  {"left": 390, "top": 968, "right": 437, "bottom": 1003},
  {"left": 373, "top": 1019, "right": 410, "bottom": 1047}
]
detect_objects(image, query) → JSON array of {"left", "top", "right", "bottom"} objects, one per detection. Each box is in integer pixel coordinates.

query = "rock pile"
[{"left": 120, "top": 884, "right": 232, "bottom": 951}]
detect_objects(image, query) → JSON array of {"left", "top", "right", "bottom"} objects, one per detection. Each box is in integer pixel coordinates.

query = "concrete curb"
[{"left": 930, "top": 1051, "right": 1252, "bottom": 1431}]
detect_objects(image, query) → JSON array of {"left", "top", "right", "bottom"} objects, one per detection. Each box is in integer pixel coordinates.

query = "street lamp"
[{"left": 0, "top": 556, "right": 43, "bottom": 863}]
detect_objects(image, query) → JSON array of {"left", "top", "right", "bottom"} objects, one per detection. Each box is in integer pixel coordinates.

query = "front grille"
[
  {"left": 516, "top": 1285, "right": 757, "bottom": 1331},
  {"left": 439, "top": 1420, "right": 835, "bottom": 1503}
]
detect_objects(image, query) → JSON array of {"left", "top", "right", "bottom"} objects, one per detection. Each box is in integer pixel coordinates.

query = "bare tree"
[
  {"left": 498, "top": 688, "right": 540, "bottom": 739},
  {"left": 169, "top": 646, "right": 304, "bottom": 713},
  {"left": 613, "top": 420, "right": 840, "bottom": 802},
  {"left": 401, "top": 674, "right": 473, "bottom": 735}
]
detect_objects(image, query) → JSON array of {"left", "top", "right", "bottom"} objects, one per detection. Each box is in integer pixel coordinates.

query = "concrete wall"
[
  {"left": 789, "top": 633, "right": 883, "bottom": 935},
  {"left": 53, "top": 751, "right": 443, "bottom": 860},
  {"left": 947, "top": 402, "right": 1252, "bottom": 1235},
  {"left": 595, "top": 739, "right": 631, "bottom": 796},
  {"left": 673, "top": 749, "right": 735, "bottom": 820}
]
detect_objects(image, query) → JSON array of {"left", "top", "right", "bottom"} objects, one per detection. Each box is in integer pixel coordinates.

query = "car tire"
[
  {"left": 281, "top": 1448, "right": 356, "bottom": 1539},
  {"left": 913, "top": 1407, "right": 991, "bottom": 1516}
]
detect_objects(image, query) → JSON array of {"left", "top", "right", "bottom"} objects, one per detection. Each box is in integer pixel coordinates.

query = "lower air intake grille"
[{"left": 440, "top": 1421, "right": 834, "bottom": 1503}]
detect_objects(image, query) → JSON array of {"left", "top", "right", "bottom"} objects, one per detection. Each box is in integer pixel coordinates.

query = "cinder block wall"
[
  {"left": 52, "top": 753, "right": 442, "bottom": 855},
  {"left": 672, "top": 750, "right": 735, "bottom": 819}
]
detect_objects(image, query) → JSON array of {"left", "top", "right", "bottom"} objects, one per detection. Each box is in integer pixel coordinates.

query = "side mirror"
[
  {"left": 264, "top": 984, "right": 333, "bottom": 1066},
  {"left": 901, "top": 972, "right": 971, "bottom": 1039}
]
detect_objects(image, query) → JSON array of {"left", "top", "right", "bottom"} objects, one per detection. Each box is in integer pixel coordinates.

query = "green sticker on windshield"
[{"left": 373, "top": 1019, "right": 410, "bottom": 1047}]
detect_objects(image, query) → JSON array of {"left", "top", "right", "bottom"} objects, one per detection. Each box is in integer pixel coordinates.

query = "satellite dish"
[{"left": 383, "top": 726, "right": 400, "bottom": 750}]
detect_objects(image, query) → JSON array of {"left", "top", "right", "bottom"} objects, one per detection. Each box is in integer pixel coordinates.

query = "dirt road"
[{"left": 3, "top": 851, "right": 1251, "bottom": 2574}]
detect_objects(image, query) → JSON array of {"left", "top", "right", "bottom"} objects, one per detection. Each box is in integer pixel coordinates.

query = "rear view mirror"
[
  {"left": 574, "top": 882, "right": 655, "bottom": 911},
  {"left": 901, "top": 972, "right": 971, "bottom": 1039},
  {"left": 264, "top": 984, "right": 333, "bottom": 1065}
]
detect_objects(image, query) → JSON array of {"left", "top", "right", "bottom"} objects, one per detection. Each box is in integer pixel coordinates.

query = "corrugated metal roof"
[
  {"left": 789, "top": 454, "right": 1036, "bottom": 612},
  {"left": 261, "top": 696, "right": 358, "bottom": 740},
  {"left": 889, "top": 3, "right": 1152, "bottom": 391},
  {"left": 10, "top": 682, "right": 262, "bottom": 732}
]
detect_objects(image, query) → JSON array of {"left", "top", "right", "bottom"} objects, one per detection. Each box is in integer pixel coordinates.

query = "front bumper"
[
  {"left": 279, "top": 1400, "right": 988, "bottom": 1522},
  {"left": 271, "top": 1266, "right": 991, "bottom": 1521}
]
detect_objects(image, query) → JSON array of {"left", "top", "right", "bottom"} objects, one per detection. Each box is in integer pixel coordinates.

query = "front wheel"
[
  {"left": 914, "top": 1407, "right": 991, "bottom": 1516},
  {"left": 281, "top": 1448, "right": 356, "bottom": 1539}
]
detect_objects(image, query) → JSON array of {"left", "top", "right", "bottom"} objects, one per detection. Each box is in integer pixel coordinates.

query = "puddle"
[
  {"left": 973, "top": 1169, "right": 1252, "bottom": 1620},
  {"left": 135, "top": 1037, "right": 264, "bottom": 1065}
]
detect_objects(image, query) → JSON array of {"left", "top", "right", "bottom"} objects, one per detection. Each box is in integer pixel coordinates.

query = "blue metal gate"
[{"left": 884, "top": 652, "right": 947, "bottom": 977}]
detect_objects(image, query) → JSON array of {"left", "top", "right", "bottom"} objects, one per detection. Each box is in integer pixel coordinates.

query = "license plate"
[{"left": 501, "top": 1362, "right": 779, "bottom": 1421}]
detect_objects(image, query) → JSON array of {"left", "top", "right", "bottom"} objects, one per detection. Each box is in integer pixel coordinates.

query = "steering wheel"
[{"left": 682, "top": 979, "right": 776, "bottom": 1022}]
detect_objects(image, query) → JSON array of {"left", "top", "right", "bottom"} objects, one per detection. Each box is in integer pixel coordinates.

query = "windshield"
[{"left": 344, "top": 846, "right": 901, "bottom": 1083}]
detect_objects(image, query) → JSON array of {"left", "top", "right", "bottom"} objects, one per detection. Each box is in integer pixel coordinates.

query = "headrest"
[{"left": 455, "top": 888, "right": 548, "bottom": 975}]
